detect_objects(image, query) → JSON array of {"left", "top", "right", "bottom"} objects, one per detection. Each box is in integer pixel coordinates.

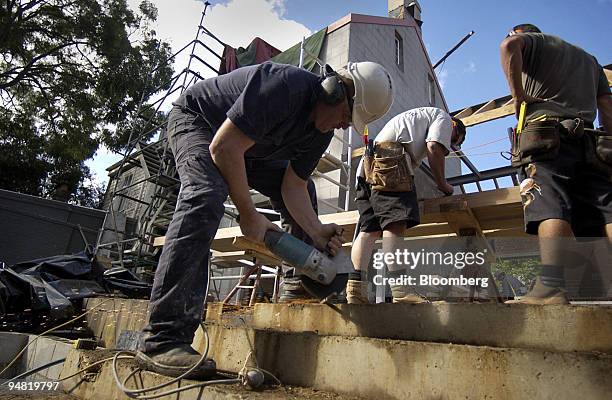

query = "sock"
[
  {"left": 539, "top": 264, "right": 565, "bottom": 288},
  {"left": 525, "top": 265, "right": 566, "bottom": 298},
  {"left": 349, "top": 270, "right": 363, "bottom": 281}
]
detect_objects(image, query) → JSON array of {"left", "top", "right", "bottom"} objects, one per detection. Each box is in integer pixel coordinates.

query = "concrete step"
[
  {"left": 199, "top": 322, "right": 612, "bottom": 400},
  {"left": 218, "top": 302, "right": 612, "bottom": 354},
  {"left": 86, "top": 299, "right": 612, "bottom": 354},
  {"left": 77, "top": 300, "right": 612, "bottom": 399},
  {"left": 58, "top": 348, "right": 364, "bottom": 400}
]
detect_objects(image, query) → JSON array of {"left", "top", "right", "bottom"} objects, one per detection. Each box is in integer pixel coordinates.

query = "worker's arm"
[
  {"left": 597, "top": 94, "right": 612, "bottom": 133},
  {"left": 500, "top": 35, "right": 543, "bottom": 117},
  {"left": 426, "top": 141, "right": 454, "bottom": 196},
  {"left": 281, "top": 165, "right": 344, "bottom": 255},
  {"left": 210, "top": 118, "right": 280, "bottom": 243}
]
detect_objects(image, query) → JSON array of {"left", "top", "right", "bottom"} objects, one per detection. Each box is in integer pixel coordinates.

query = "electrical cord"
[
  {"left": 108, "top": 323, "right": 281, "bottom": 398},
  {"left": 2, "top": 269, "right": 281, "bottom": 397},
  {"left": 0, "top": 297, "right": 115, "bottom": 378},
  {"left": 111, "top": 324, "right": 245, "bottom": 399},
  {"left": 2, "top": 358, "right": 66, "bottom": 384}
]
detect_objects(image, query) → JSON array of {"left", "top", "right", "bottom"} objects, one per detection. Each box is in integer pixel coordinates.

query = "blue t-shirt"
[{"left": 173, "top": 62, "right": 332, "bottom": 180}]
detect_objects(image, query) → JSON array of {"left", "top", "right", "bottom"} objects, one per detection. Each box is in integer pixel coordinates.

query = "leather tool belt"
[{"left": 363, "top": 141, "right": 413, "bottom": 192}]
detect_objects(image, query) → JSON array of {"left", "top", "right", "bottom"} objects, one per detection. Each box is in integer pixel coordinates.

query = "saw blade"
[{"left": 301, "top": 273, "right": 349, "bottom": 300}]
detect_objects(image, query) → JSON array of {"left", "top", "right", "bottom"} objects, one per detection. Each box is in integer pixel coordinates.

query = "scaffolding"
[
  {"left": 93, "top": 4, "right": 356, "bottom": 287},
  {"left": 94, "top": 2, "right": 224, "bottom": 272}
]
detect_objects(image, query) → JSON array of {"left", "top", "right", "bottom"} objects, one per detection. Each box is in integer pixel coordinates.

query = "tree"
[
  {"left": 492, "top": 258, "right": 539, "bottom": 289},
  {"left": 0, "top": 0, "right": 174, "bottom": 205}
]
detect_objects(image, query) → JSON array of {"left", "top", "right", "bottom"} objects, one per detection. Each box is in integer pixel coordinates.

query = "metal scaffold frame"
[{"left": 94, "top": 2, "right": 225, "bottom": 272}]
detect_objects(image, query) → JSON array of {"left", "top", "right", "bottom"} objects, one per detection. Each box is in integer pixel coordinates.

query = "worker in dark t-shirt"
[
  {"left": 500, "top": 24, "right": 612, "bottom": 305},
  {"left": 136, "top": 61, "right": 394, "bottom": 378}
]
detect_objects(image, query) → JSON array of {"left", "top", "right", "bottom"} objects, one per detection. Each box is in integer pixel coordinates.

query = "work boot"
[
  {"left": 278, "top": 277, "right": 317, "bottom": 303},
  {"left": 346, "top": 280, "right": 370, "bottom": 304},
  {"left": 505, "top": 276, "right": 569, "bottom": 305},
  {"left": 392, "top": 294, "right": 428, "bottom": 304},
  {"left": 390, "top": 280, "right": 428, "bottom": 304},
  {"left": 135, "top": 344, "right": 216, "bottom": 379}
]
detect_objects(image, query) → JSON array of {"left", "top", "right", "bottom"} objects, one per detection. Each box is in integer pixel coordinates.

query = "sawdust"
[
  {"left": 209, "top": 383, "right": 367, "bottom": 399},
  {"left": 0, "top": 392, "right": 79, "bottom": 400}
]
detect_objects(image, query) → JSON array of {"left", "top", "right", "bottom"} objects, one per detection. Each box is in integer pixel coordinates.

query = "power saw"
[{"left": 263, "top": 230, "right": 355, "bottom": 299}]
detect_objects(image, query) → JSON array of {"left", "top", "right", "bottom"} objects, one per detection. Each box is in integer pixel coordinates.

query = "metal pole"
[
  {"left": 344, "top": 127, "right": 353, "bottom": 211},
  {"left": 298, "top": 37, "right": 305, "bottom": 69},
  {"left": 433, "top": 31, "right": 475, "bottom": 69},
  {"left": 181, "top": 2, "right": 210, "bottom": 90}
]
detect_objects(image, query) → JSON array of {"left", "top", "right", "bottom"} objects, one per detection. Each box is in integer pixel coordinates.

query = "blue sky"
[
  {"left": 279, "top": 0, "right": 611, "bottom": 188},
  {"left": 90, "top": 0, "right": 611, "bottom": 190}
]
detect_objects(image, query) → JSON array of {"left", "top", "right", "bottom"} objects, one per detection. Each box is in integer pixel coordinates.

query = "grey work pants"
[{"left": 142, "top": 107, "right": 317, "bottom": 351}]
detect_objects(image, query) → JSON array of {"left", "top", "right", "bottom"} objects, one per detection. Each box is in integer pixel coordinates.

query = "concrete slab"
[
  {"left": 217, "top": 302, "right": 612, "bottom": 354},
  {"left": 0, "top": 332, "right": 72, "bottom": 381},
  {"left": 59, "top": 348, "right": 363, "bottom": 400},
  {"left": 0, "top": 332, "right": 29, "bottom": 379},
  {"left": 199, "top": 323, "right": 612, "bottom": 400},
  {"left": 84, "top": 298, "right": 148, "bottom": 348}
]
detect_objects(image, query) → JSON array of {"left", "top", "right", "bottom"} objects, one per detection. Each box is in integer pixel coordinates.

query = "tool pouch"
[
  {"left": 560, "top": 118, "right": 585, "bottom": 140},
  {"left": 595, "top": 134, "right": 612, "bottom": 166},
  {"left": 364, "top": 142, "right": 413, "bottom": 192},
  {"left": 511, "top": 120, "right": 561, "bottom": 168},
  {"left": 586, "top": 131, "right": 612, "bottom": 179}
]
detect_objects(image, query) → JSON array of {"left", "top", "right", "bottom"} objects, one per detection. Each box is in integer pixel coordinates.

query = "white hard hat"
[{"left": 346, "top": 61, "right": 394, "bottom": 135}]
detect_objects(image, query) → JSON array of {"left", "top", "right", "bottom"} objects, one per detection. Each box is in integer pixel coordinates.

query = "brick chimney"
[{"left": 388, "top": 0, "right": 423, "bottom": 27}]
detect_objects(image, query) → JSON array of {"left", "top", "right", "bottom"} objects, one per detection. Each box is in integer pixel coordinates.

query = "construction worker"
[
  {"left": 500, "top": 24, "right": 612, "bottom": 305},
  {"left": 136, "top": 61, "right": 393, "bottom": 378},
  {"left": 347, "top": 107, "right": 466, "bottom": 304}
]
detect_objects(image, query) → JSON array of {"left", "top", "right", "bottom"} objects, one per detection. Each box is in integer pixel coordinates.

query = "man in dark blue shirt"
[{"left": 136, "top": 61, "right": 393, "bottom": 378}]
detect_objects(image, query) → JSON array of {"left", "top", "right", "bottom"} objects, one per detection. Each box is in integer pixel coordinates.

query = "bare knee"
[
  {"left": 538, "top": 219, "right": 573, "bottom": 238},
  {"left": 384, "top": 221, "right": 405, "bottom": 236}
]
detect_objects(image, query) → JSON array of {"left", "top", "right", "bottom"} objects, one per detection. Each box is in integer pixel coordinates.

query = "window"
[
  {"left": 394, "top": 31, "right": 403, "bottom": 70},
  {"left": 428, "top": 74, "right": 436, "bottom": 105}
]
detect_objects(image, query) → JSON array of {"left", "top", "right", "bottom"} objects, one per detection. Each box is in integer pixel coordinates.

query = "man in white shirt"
[{"left": 348, "top": 107, "right": 466, "bottom": 304}]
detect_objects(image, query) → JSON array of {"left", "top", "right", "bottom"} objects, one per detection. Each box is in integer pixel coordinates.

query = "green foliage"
[
  {"left": 492, "top": 258, "right": 539, "bottom": 288},
  {"left": 0, "top": 0, "right": 174, "bottom": 206}
]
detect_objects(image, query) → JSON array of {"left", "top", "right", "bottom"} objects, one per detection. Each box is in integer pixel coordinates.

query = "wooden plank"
[
  {"left": 439, "top": 200, "right": 483, "bottom": 236},
  {"left": 232, "top": 237, "right": 283, "bottom": 266},
  {"left": 459, "top": 103, "right": 515, "bottom": 127},
  {"left": 472, "top": 99, "right": 497, "bottom": 116},
  {"left": 153, "top": 187, "right": 523, "bottom": 250}
]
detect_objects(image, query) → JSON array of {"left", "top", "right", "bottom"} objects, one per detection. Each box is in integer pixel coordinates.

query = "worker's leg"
[
  {"left": 351, "top": 231, "right": 381, "bottom": 274},
  {"left": 510, "top": 134, "right": 582, "bottom": 305},
  {"left": 348, "top": 177, "right": 384, "bottom": 304},
  {"left": 245, "top": 160, "right": 318, "bottom": 301},
  {"left": 139, "top": 108, "right": 227, "bottom": 377},
  {"left": 369, "top": 185, "right": 421, "bottom": 303},
  {"left": 347, "top": 230, "right": 380, "bottom": 304},
  {"left": 382, "top": 221, "right": 426, "bottom": 303}
]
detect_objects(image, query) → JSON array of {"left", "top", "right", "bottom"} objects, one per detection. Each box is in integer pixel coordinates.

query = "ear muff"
[{"left": 320, "top": 64, "right": 347, "bottom": 106}]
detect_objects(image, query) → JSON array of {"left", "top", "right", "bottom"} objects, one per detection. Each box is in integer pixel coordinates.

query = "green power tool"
[{"left": 263, "top": 230, "right": 355, "bottom": 299}]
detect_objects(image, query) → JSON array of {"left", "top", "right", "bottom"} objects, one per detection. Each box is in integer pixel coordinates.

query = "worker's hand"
[
  {"left": 439, "top": 182, "right": 454, "bottom": 196},
  {"left": 239, "top": 210, "right": 281, "bottom": 244},
  {"left": 313, "top": 223, "right": 345, "bottom": 256},
  {"left": 513, "top": 94, "right": 546, "bottom": 118}
]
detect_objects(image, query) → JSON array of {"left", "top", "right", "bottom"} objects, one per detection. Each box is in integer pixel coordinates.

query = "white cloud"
[
  {"left": 89, "top": 0, "right": 311, "bottom": 183},
  {"left": 126, "top": 0, "right": 310, "bottom": 88},
  {"left": 436, "top": 69, "right": 448, "bottom": 89},
  {"left": 464, "top": 61, "right": 476, "bottom": 73}
]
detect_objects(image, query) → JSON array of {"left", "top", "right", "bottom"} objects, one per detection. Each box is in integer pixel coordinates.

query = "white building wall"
[{"left": 313, "top": 19, "right": 462, "bottom": 214}]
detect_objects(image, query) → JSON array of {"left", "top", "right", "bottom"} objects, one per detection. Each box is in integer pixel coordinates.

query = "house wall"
[{"left": 313, "top": 16, "right": 462, "bottom": 215}]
